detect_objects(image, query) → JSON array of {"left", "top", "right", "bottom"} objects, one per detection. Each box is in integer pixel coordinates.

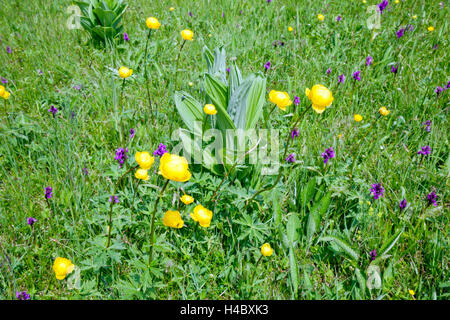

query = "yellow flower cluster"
[{"left": 135, "top": 151, "right": 155, "bottom": 180}]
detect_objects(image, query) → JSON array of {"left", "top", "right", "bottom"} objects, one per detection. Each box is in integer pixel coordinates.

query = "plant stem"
[
  {"left": 143, "top": 29, "right": 154, "bottom": 125},
  {"left": 119, "top": 78, "right": 126, "bottom": 144},
  {"left": 148, "top": 179, "right": 170, "bottom": 266},
  {"left": 247, "top": 255, "right": 263, "bottom": 298}
]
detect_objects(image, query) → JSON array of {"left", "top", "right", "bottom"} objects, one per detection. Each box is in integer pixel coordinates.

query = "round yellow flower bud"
[
  {"left": 146, "top": 17, "right": 161, "bottom": 30},
  {"left": 394, "top": 0, "right": 399, "bottom": 4},
  {"left": 261, "top": 243, "right": 273, "bottom": 257},
  {"left": 159, "top": 153, "right": 191, "bottom": 182},
  {"left": 379, "top": 106, "right": 390, "bottom": 116},
  {"left": 53, "top": 257, "right": 74, "bottom": 280},
  {"left": 203, "top": 104, "right": 217, "bottom": 115},
  {"left": 305, "top": 84, "right": 334, "bottom": 114},
  {"left": 135, "top": 168, "right": 149, "bottom": 180},
  {"left": 181, "top": 29, "right": 194, "bottom": 41},
  {"left": 163, "top": 210, "right": 184, "bottom": 228},
  {"left": 269, "top": 90, "right": 292, "bottom": 111},
  {"left": 409, "top": 289, "right": 415, "bottom": 296},
  {"left": 2, "top": 91, "right": 10, "bottom": 99},
  {"left": 181, "top": 194, "right": 194, "bottom": 205},
  {"left": 188, "top": 81, "right": 194, "bottom": 87},
  {"left": 427, "top": 26, "right": 434, "bottom": 32},
  {"left": 288, "top": 26, "right": 293, "bottom": 32},
  {"left": 135, "top": 151, "right": 154, "bottom": 170},
  {"left": 317, "top": 14, "right": 324, "bottom": 22},
  {"left": 190, "top": 204, "right": 213, "bottom": 227},
  {"left": 354, "top": 114, "right": 363, "bottom": 122},
  {"left": 118, "top": 66, "right": 133, "bottom": 79},
  {"left": 169, "top": 7, "right": 175, "bottom": 11},
  {"left": 412, "top": 15, "right": 417, "bottom": 19}
]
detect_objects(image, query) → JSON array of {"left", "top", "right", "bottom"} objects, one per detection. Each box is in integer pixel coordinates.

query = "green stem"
[
  {"left": 119, "top": 78, "right": 126, "bottom": 144},
  {"left": 247, "top": 255, "right": 263, "bottom": 298},
  {"left": 144, "top": 29, "right": 155, "bottom": 125},
  {"left": 148, "top": 179, "right": 170, "bottom": 266}
]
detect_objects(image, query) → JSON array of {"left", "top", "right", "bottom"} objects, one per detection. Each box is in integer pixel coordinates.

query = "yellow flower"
[
  {"left": 169, "top": 7, "right": 175, "bottom": 11},
  {"left": 135, "top": 152, "right": 154, "bottom": 170},
  {"left": 269, "top": 90, "right": 292, "bottom": 111},
  {"left": 159, "top": 153, "right": 191, "bottom": 182},
  {"left": 146, "top": 17, "right": 161, "bottom": 30},
  {"left": 354, "top": 114, "right": 363, "bottom": 122},
  {"left": 190, "top": 204, "right": 213, "bottom": 227},
  {"left": 317, "top": 14, "right": 324, "bottom": 22},
  {"left": 208, "top": 34, "right": 212, "bottom": 38},
  {"left": 338, "top": 133, "right": 343, "bottom": 139},
  {"left": 2, "top": 91, "right": 10, "bottom": 99},
  {"left": 261, "top": 243, "right": 273, "bottom": 257},
  {"left": 409, "top": 289, "right": 415, "bottom": 296},
  {"left": 181, "top": 194, "right": 194, "bottom": 205},
  {"left": 394, "top": 0, "right": 399, "bottom": 3},
  {"left": 181, "top": 29, "right": 194, "bottom": 41},
  {"left": 188, "top": 81, "right": 194, "bottom": 87},
  {"left": 118, "top": 66, "right": 133, "bottom": 79},
  {"left": 379, "top": 106, "right": 390, "bottom": 116},
  {"left": 203, "top": 104, "right": 217, "bottom": 115},
  {"left": 362, "top": 0, "right": 367, "bottom": 3},
  {"left": 163, "top": 210, "right": 184, "bottom": 228},
  {"left": 53, "top": 257, "right": 74, "bottom": 280},
  {"left": 135, "top": 168, "right": 149, "bottom": 180},
  {"left": 412, "top": 15, "right": 417, "bottom": 19},
  {"left": 305, "top": 84, "right": 334, "bottom": 114},
  {"left": 428, "top": 26, "right": 434, "bottom": 32},
  {"left": 288, "top": 26, "right": 293, "bottom": 32},
  {"left": 0, "top": 85, "right": 4, "bottom": 96}
]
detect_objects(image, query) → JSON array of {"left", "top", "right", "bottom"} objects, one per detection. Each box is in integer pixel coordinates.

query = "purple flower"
[
  {"left": 396, "top": 28, "right": 405, "bottom": 38},
  {"left": 226, "top": 67, "right": 230, "bottom": 73},
  {"left": 426, "top": 192, "right": 437, "bottom": 206},
  {"left": 391, "top": 64, "right": 398, "bottom": 74},
  {"left": 109, "top": 195, "right": 119, "bottom": 204},
  {"left": 369, "top": 249, "right": 377, "bottom": 261},
  {"left": 1, "top": 77, "right": 7, "bottom": 84},
  {"left": 264, "top": 61, "right": 271, "bottom": 71},
  {"left": 6, "top": 46, "right": 11, "bottom": 54},
  {"left": 16, "top": 291, "right": 30, "bottom": 300},
  {"left": 48, "top": 105, "right": 58, "bottom": 117},
  {"left": 44, "top": 186, "right": 53, "bottom": 199},
  {"left": 27, "top": 217, "right": 37, "bottom": 226},
  {"left": 422, "top": 120, "right": 431, "bottom": 132},
  {"left": 432, "top": 44, "right": 439, "bottom": 50},
  {"left": 417, "top": 145, "right": 431, "bottom": 156},
  {"left": 352, "top": 70, "right": 361, "bottom": 81},
  {"left": 83, "top": 167, "right": 89, "bottom": 176},
  {"left": 399, "top": 199, "right": 407, "bottom": 210},
  {"left": 435, "top": 86, "right": 444, "bottom": 96},
  {"left": 285, "top": 153, "right": 295, "bottom": 163},
  {"left": 447, "top": 81, "right": 450, "bottom": 89},
  {"left": 188, "top": 11, "right": 193, "bottom": 17},
  {"left": 326, "top": 67, "right": 332, "bottom": 74},
  {"left": 321, "top": 147, "right": 335, "bottom": 164},
  {"left": 336, "top": 15, "right": 342, "bottom": 22},
  {"left": 266, "top": 0, "right": 272, "bottom": 3},
  {"left": 293, "top": 96, "right": 300, "bottom": 105},
  {"left": 123, "top": 32, "right": 129, "bottom": 41},
  {"left": 370, "top": 183, "right": 384, "bottom": 200},
  {"left": 37, "top": 68, "right": 43, "bottom": 75},
  {"left": 153, "top": 143, "right": 167, "bottom": 157},
  {"left": 338, "top": 74, "right": 346, "bottom": 84},
  {"left": 291, "top": 127, "right": 299, "bottom": 139},
  {"left": 377, "top": 0, "right": 389, "bottom": 14},
  {"left": 366, "top": 55, "right": 373, "bottom": 66},
  {"left": 114, "top": 147, "right": 129, "bottom": 168},
  {"left": 73, "top": 85, "right": 81, "bottom": 90},
  {"left": 130, "top": 128, "right": 135, "bottom": 139},
  {"left": 222, "top": 12, "right": 225, "bottom": 18},
  {"left": 407, "top": 24, "right": 414, "bottom": 32}
]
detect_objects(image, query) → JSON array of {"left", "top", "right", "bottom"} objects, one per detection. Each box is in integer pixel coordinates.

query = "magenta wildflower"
[
  {"left": 83, "top": 167, "right": 89, "bottom": 176},
  {"left": 130, "top": 128, "right": 135, "bottom": 139},
  {"left": 264, "top": 61, "right": 271, "bottom": 71},
  {"left": 16, "top": 291, "right": 30, "bottom": 300},
  {"left": 291, "top": 127, "right": 299, "bottom": 139},
  {"left": 123, "top": 32, "right": 129, "bottom": 41},
  {"left": 396, "top": 28, "right": 405, "bottom": 38},
  {"left": 352, "top": 70, "right": 361, "bottom": 81},
  {"left": 153, "top": 143, "right": 167, "bottom": 157},
  {"left": 417, "top": 145, "right": 431, "bottom": 156},
  {"left": 73, "top": 85, "right": 81, "bottom": 90},
  {"left": 369, "top": 249, "right": 377, "bottom": 261},
  {"left": 326, "top": 67, "right": 332, "bottom": 74},
  {"left": 44, "top": 186, "right": 53, "bottom": 199},
  {"left": 435, "top": 86, "right": 444, "bottom": 96},
  {"left": 1, "top": 76, "right": 7, "bottom": 84},
  {"left": 6, "top": 46, "right": 11, "bottom": 54},
  {"left": 422, "top": 120, "right": 431, "bottom": 132},
  {"left": 338, "top": 74, "right": 346, "bottom": 83},
  {"left": 48, "top": 105, "right": 58, "bottom": 117},
  {"left": 391, "top": 64, "right": 398, "bottom": 74},
  {"left": 321, "top": 147, "right": 335, "bottom": 164},
  {"left": 109, "top": 195, "right": 119, "bottom": 204},
  {"left": 366, "top": 55, "right": 373, "bottom": 66},
  {"left": 293, "top": 96, "right": 300, "bottom": 105},
  {"left": 399, "top": 199, "right": 407, "bottom": 210},
  {"left": 285, "top": 153, "right": 295, "bottom": 163},
  {"left": 426, "top": 191, "right": 437, "bottom": 206},
  {"left": 336, "top": 15, "right": 342, "bottom": 22},
  {"left": 114, "top": 147, "right": 129, "bottom": 168},
  {"left": 226, "top": 67, "right": 230, "bottom": 73},
  {"left": 27, "top": 217, "right": 37, "bottom": 226},
  {"left": 370, "top": 183, "right": 384, "bottom": 200},
  {"left": 188, "top": 11, "right": 193, "bottom": 17},
  {"left": 377, "top": 0, "right": 389, "bottom": 14}
]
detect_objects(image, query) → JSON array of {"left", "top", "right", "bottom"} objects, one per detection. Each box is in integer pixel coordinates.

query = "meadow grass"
[{"left": 0, "top": 0, "right": 448, "bottom": 299}]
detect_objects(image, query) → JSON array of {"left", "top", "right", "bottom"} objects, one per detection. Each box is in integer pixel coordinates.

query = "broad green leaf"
[
  {"left": 174, "top": 91, "right": 204, "bottom": 133},
  {"left": 288, "top": 244, "right": 299, "bottom": 298},
  {"left": 286, "top": 214, "right": 301, "bottom": 244},
  {"left": 204, "top": 74, "right": 235, "bottom": 131},
  {"left": 320, "top": 235, "right": 360, "bottom": 262},
  {"left": 244, "top": 75, "right": 266, "bottom": 130},
  {"left": 228, "top": 60, "right": 242, "bottom": 102}
]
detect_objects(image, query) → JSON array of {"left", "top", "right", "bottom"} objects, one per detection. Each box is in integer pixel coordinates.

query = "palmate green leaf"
[
  {"left": 288, "top": 244, "right": 299, "bottom": 298},
  {"left": 204, "top": 74, "right": 235, "bottom": 131},
  {"left": 320, "top": 235, "right": 360, "bottom": 262},
  {"left": 174, "top": 91, "right": 204, "bottom": 134}
]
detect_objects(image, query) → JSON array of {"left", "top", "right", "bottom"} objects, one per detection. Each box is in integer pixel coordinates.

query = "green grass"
[{"left": 0, "top": 0, "right": 448, "bottom": 300}]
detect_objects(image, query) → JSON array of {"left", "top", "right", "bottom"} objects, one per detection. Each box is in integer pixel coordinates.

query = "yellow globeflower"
[
  {"left": 53, "top": 257, "right": 74, "bottom": 280},
  {"left": 118, "top": 66, "right": 133, "bottom": 79},
  {"left": 190, "top": 204, "right": 213, "bottom": 227},
  {"left": 135, "top": 168, "right": 149, "bottom": 180},
  {"left": 354, "top": 114, "right": 363, "bottom": 122},
  {"left": 305, "top": 84, "right": 334, "bottom": 114},
  {"left": 269, "top": 90, "right": 292, "bottom": 111},
  {"left": 135, "top": 151, "right": 154, "bottom": 170},
  {"left": 412, "top": 15, "right": 417, "bottom": 19},
  {"left": 288, "top": 26, "right": 293, "bottom": 32},
  {"left": 169, "top": 7, "right": 175, "bottom": 11},
  {"left": 394, "top": 0, "right": 399, "bottom": 4},
  {"left": 2, "top": 91, "right": 10, "bottom": 99},
  {"left": 181, "top": 29, "right": 194, "bottom": 41},
  {"left": 427, "top": 26, "right": 434, "bottom": 32},
  {"left": 159, "top": 153, "right": 191, "bottom": 182},
  {"left": 261, "top": 243, "right": 273, "bottom": 257},
  {"left": 317, "top": 14, "right": 324, "bottom": 22},
  {"left": 181, "top": 194, "right": 194, "bottom": 205},
  {"left": 379, "top": 106, "right": 390, "bottom": 116},
  {"left": 163, "top": 210, "right": 184, "bottom": 228},
  {"left": 146, "top": 17, "right": 161, "bottom": 29},
  {"left": 203, "top": 104, "right": 217, "bottom": 115},
  {"left": 409, "top": 289, "right": 415, "bottom": 296},
  {"left": 0, "top": 85, "right": 4, "bottom": 96}
]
